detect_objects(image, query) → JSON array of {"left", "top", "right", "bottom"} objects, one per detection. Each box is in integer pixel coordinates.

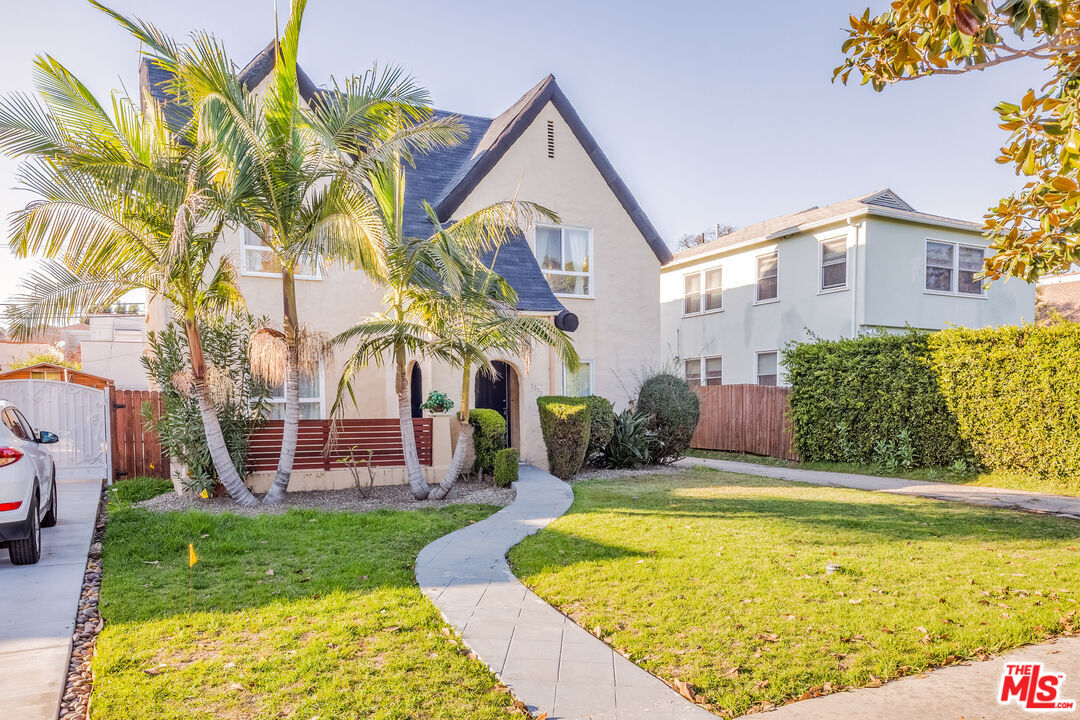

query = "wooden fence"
[
  {"left": 247, "top": 418, "right": 433, "bottom": 472},
  {"left": 691, "top": 384, "right": 799, "bottom": 461},
  {"left": 111, "top": 389, "right": 171, "bottom": 480}
]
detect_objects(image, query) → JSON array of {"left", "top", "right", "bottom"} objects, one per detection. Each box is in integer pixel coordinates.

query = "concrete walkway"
[
  {"left": 0, "top": 478, "right": 100, "bottom": 720},
  {"left": 679, "top": 456, "right": 1080, "bottom": 519},
  {"left": 416, "top": 465, "right": 714, "bottom": 720}
]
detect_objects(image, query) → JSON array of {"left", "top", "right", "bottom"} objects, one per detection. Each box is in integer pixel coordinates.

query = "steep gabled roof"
[
  {"left": 433, "top": 75, "right": 672, "bottom": 265},
  {"left": 667, "top": 188, "right": 982, "bottom": 266}
]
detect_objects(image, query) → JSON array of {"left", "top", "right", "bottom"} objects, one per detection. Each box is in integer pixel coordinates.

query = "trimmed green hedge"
[
  {"left": 537, "top": 396, "right": 591, "bottom": 480},
  {"left": 469, "top": 409, "right": 507, "bottom": 477},
  {"left": 493, "top": 448, "right": 520, "bottom": 487},
  {"left": 584, "top": 396, "right": 615, "bottom": 459},
  {"left": 930, "top": 322, "right": 1080, "bottom": 480},
  {"left": 636, "top": 373, "right": 699, "bottom": 463},
  {"left": 783, "top": 331, "right": 969, "bottom": 467}
]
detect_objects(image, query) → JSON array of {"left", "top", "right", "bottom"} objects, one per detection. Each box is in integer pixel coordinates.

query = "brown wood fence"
[
  {"left": 691, "top": 384, "right": 799, "bottom": 461},
  {"left": 247, "top": 419, "right": 433, "bottom": 472},
  {"left": 111, "top": 389, "right": 171, "bottom": 480}
]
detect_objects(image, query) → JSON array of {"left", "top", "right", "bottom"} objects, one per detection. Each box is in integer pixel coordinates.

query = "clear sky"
[{"left": 0, "top": 0, "right": 1049, "bottom": 304}]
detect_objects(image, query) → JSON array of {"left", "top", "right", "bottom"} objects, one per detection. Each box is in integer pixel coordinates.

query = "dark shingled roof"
[{"left": 139, "top": 44, "right": 666, "bottom": 312}]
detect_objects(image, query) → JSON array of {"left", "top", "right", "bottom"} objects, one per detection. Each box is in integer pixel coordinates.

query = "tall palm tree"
[
  {"left": 102, "top": 0, "right": 463, "bottom": 503},
  {"left": 0, "top": 55, "right": 261, "bottom": 506}
]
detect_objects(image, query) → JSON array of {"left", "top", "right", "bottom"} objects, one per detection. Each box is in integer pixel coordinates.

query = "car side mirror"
[{"left": 38, "top": 430, "right": 59, "bottom": 444}]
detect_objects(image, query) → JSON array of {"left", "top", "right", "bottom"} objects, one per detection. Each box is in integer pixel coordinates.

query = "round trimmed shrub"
[
  {"left": 469, "top": 409, "right": 507, "bottom": 477},
  {"left": 584, "top": 396, "right": 615, "bottom": 460},
  {"left": 636, "top": 373, "right": 699, "bottom": 463},
  {"left": 493, "top": 448, "right": 520, "bottom": 487},
  {"left": 536, "top": 396, "right": 592, "bottom": 480}
]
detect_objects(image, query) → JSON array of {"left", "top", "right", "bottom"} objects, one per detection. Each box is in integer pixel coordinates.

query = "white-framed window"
[
  {"left": 820, "top": 237, "right": 848, "bottom": 291},
  {"left": 563, "top": 360, "right": 593, "bottom": 396},
  {"left": 683, "top": 267, "right": 723, "bottom": 315},
  {"left": 756, "top": 251, "right": 778, "bottom": 303},
  {"left": 684, "top": 358, "right": 701, "bottom": 385},
  {"left": 925, "top": 239, "right": 985, "bottom": 296},
  {"left": 266, "top": 362, "right": 324, "bottom": 420},
  {"left": 756, "top": 351, "right": 778, "bottom": 387},
  {"left": 704, "top": 355, "right": 723, "bottom": 386},
  {"left": 536, "top": 225, "right": 593, "bottom": 297},
  {"left": 242, "top": 227, "right": 320, "bottom": 280}
]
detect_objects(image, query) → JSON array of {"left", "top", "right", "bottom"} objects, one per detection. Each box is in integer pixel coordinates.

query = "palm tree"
[
  {"left": 0, "top": 55, "right": 261, "bottom": 506},
  {"left": 103, "top": 0, "right": 463, "bottom": 503}
]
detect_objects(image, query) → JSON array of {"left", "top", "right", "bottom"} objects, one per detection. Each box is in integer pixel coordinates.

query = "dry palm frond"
[{"left": 249, "top": 324, "right": 330, "bottom": 384}]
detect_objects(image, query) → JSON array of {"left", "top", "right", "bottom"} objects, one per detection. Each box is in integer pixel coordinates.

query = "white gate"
[{"left": 0, "top": 379, "right": 110, "bottom": 481}]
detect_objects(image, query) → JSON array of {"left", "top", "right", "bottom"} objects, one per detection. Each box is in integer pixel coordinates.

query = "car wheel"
[
  {"left": 42, "top": 480, "right": 58, "bottom": 528},
  {"left": 8, "top": 496, "right": 41, "bottom": 565}
]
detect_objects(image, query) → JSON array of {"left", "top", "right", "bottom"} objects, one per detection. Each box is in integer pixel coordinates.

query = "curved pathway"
[{"left": 416, "top": 465, "right": 714, "bottom": 720}]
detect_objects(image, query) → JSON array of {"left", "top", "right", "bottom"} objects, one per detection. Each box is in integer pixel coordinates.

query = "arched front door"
[
  {"left": 474, "top": 361, "right": 518, "bottom": 448},
  {"left": 410, "top": 363, "right": 423, "bottom": 418}
]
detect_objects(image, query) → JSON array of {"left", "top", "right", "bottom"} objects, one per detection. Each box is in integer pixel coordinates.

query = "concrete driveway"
[{"left": 0, "top": 477, "right": 101, "bottom": 720}]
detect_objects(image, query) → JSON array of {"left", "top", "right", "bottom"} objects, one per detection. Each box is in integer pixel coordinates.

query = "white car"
[{"left": 0, "top": 400, "right": 59, "bottom": 565}]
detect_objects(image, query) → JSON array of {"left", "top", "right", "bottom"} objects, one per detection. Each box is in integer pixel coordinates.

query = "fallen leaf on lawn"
[
  {"left": 673, "top": 679, "right": 696, "bottom": 701},
  {"left": 223, "top": 662, "right": 235, "bottom": 669},
  {"left": 866, "top": 675, "right": 883, "bottom": 688},
  {"left": 229, "top": 682, "right": 244, "bottom": 691},
  {"left": 200, "top": 534, "right": 209, "bottom": 538},
  {"left": 849, "top": 598, "right": 862, "bottom": 604},
  {"left": 753, "top": 680, "right": 769, "bottom": 690},
  {"left": 142, "top": 668, "right": 161, "bottom": 676},
  {"left": 265, "top": 568, "right": 274, "bottom": 576}
]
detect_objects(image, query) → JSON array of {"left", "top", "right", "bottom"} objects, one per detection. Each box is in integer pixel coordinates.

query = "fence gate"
[{"left": 0, "top": 379, "right": 111, "bottom": 481}]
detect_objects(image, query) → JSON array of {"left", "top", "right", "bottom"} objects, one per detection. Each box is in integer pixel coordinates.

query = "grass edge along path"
[{"left": 509, "top": 467, "right": 1080, "bottom": 717}]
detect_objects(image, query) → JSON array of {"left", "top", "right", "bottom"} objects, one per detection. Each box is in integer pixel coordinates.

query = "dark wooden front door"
[
  {"left": 410, "top": 363, "right": 423, "bottom": 419},
  {"left": 475, "top": 360, "right": 512, "bottom": 447}
]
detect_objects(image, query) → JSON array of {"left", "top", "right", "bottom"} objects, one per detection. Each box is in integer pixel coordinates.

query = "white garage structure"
[{"left": 0, "top": 364, "right": 112, "bottom": 482}]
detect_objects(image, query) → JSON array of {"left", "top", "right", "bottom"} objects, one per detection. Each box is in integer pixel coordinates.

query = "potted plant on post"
[{"left": 421, "top": 390, "right": 454, "bottom": 416}]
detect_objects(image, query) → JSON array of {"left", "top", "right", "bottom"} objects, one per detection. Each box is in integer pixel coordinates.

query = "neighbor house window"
[
  {"left": 266, "top": 363, "right": 323, "bottom": 420},
  {"left": 30, "top": 370, "right": 63, "bottom": 381},
  {"left": 704, "top": 355, "right": 723, "bottom": 386},
  {"left": 756, "top": 252, "right": 778, "bottom": 302},
  {"left": 756, "top": 351, "right": 778, "bottom": 386},
  {"left": 683, "top": 268, "right": 723, "bottom": 315},
  {"left": 242, "top": 227, "right": 319, "bottom": 279},
  {"left": 684, "top": 358, "right": 701, "bottom": 385},
  {"left": 925, "top": 240, "right": 985, "bottom": 295},
  {"left": 536, "top": 226, "right": 592, "bottom": 297},
  {"left": 564, "top": 360, "right": 593, "bottom": 396},
  {"left": 820, "top": 237, "right": 848, "bottom": 290}
]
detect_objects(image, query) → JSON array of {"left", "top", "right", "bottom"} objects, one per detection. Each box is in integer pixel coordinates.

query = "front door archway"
[{"left": 474, "top": 361, "right": 519, "bottom": 448}]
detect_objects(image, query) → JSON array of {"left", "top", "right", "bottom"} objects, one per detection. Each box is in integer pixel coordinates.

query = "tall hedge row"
[
  {"left": 929, "top": 322, "right": 1080, "bottom": 479},
  {"left": 783, "top": 331, "right": 969, "bottom": 467}
]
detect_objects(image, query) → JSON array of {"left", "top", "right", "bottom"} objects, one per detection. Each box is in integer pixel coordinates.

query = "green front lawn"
[
  {"left": 687, "top": 449, "right": 1080, "bottom": 498},
  {"left": 92, "top": 496, "right": 521, "bottom": 720},
  {"left": 509, "top": 468, "right": 1080, "bottom": 716}
]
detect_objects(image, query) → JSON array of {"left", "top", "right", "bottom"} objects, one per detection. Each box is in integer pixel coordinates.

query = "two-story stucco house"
[
  {"left": 142, "top": 44, "right": 670, "bottom": 479},
  {"left": 660, "top": 189, "right": 1036, "bottom": 387}
]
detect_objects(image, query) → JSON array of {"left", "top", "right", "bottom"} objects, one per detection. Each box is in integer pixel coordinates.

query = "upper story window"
[
  {"left": 820, "top": 237, "right": 848, "bottom": 291},
  {"left": 242, "top": 228, "right": 320, "bottom": 280},
  {"left": 925, "top": 240, "right": 984, "bottom": 296},
  {"left": 683, "top": 267, "right": 723, "bottom": 315},
  {"left": 266, "top": 362, "right": 324, "bottom": 420},
  {"left": 756, "top": 351, "right": 778, "bottom": 386},
  {"left": 756, "top": 251, "right": 778, "bottom": 303},
  {"left": 536, "top": 225, "right": 592, "bottom": 297}
]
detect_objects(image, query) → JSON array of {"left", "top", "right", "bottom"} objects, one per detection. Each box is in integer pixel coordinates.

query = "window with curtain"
[
  {"left": 266, "top": 363, "right": 323, "bottom": 420},
  {"left": 756, "top": 351, "right": 778, "bottom": 386},
  {"left": 684, "top": 358, "right": 701, "bottom": 385},
  {"left": 704, "top": 356, "right": 723, "bottom": 385},
  {"left": 683, "top": 267, "right": 722, "bottom": 315},
  {"left": 756, "top": 252, "right": 778, "bottom": 302},
  {"left": 564, "top": 360, "right": 592, "bottom": 396},
  {"left": 242, "top": 227, "right": 319, "bottom": 279},
  {"left": 925, "top": 240, "right": 985, "bottom": 295},
  {"left": 536, "top": 226, "right": 592, "bottom": 296},
  {"left": 820, "top": 237, "right": 848, "bottom": 290}
]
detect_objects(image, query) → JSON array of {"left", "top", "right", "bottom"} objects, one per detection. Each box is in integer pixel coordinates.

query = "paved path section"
[
  {"left": 0, "top": 478, "right": 100, "bottom": 720},
  {"left": 416, "top": 465, "right": 714, "bottom": 720},
  {"left": 679, "top": 457, "right": 1080, "bottom": 519},
  {"left": 748, "top": 635, "right": 1080, "bottom": 720}
]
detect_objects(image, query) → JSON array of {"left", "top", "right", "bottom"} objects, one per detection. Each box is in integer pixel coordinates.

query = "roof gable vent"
[
  {"left": 862, "top": 189, "right": 915, "bottom": 212},
  {"left": 546, "top": 120, "right": 555, "bottom": 158}
]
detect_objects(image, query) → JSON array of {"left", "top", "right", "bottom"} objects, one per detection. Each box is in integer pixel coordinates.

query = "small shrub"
[
  {"left": 469, "top": 409, "right": 507, "bottom": 478},
  {"left": 537, "top": 396, "right": 592, "bottom": 480},
  {"left": 493, "top": 448, "right": 520, "bottom": 487},
  {"left": 584, "top": 396, "right": 615, "bottom": 460},
  {"left": 601, "top": 409, "right": 653, "bottom": 468},
  {"left": 636, "top": 373, "right": 699, "bottom": 463}
]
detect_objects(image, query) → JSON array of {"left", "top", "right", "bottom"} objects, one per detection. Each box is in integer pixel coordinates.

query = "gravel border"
[
  {"left": 136, "top": 481, "right": 515, "bottom": 515},
  {"left": 59, "top": 487, "right": 105, "bottom": 720},
  {"left": 571, "top": 464, "right": 683, "bottom": 482}
]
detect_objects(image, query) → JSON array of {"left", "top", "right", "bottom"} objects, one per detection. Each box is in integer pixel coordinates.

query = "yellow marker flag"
[{"left": 188, "top": 543, "right": 198, "bottom": 567}]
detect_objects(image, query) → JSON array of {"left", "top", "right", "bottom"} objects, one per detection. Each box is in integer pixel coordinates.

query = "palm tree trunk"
[
  {"left": 184, "top": 319, "right": 259, "bottom": 507},
  {"left": 265, "top": 269, "right": 300, "bottom": 505},
  {"left": 396, "top": 347, "right": 430, "bottom": 500},
  {"left": 430, "top": 361, "right": 472, "bottom": 500}
]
